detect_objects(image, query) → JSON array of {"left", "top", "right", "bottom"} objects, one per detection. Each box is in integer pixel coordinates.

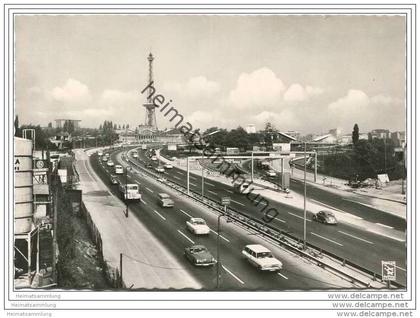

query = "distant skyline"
[{"left": 16, "top": 15, "right": 406, "bottom": 134}]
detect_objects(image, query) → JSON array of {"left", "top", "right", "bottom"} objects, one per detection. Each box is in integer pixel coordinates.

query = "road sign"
[
  {"left": 221, "top": 196, "right": 230, "bottom": 206},
  {"left": 382, "top": 261, "right": 396, "bottom": 281}
]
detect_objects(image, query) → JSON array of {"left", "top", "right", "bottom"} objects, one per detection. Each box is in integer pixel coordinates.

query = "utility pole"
[{"left": 119, "top": 253, "right": 123, "bottom": 288}]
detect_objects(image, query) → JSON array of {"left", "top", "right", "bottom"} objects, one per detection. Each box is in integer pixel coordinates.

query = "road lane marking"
[
  {"left": 173, "top": 175, "right": 181, "bottom": 180},
  {"left": 310, "top": 232, "right": 343, "bottom": 246},
  {"left": 140, "top": 199, "right": 147, "bottom": 205},
  {"left": 209, "top": 229, "right": 230, "bottom": 242},
  {"left": 145, "top": 187, "right": 153, "bottom": 193},
  {"left": 177, "top": 230, "right": 195, "bottom": 244},
  {"left": 222, "top": 265, "right": 245, "bottom": 285},
  {"left": 190, "top": 175, "right": 198, "bottom": 180},
  {"left": 288, "top": 212, "right": 312, "bottom": 222},
  {"left": 231, "top": 199, "right": 245, "bottom": 207},
  {"left": 205, "top": 182, "right": 216, "bottom": 187},
  {"left": 341, "top": 212, "right": 363, "bottom": 220},
  {"left": 176, "top": 171, "right": 184, "bottom": 175},
  {"left": 190, "top": 182, "right": 198, "bottom": 187},
  {"left": 208, "top": 190, "right": 218, "bottom": 195},
  {"left": 277, "top": 272, "right": 289, "bottom": 280},
  {"left": 275, "top": 217, "right": 286, "bottom": 223},
  {"left": 225, "top": 189, "right": 234, "bottom": 194},
  {"left": 180, "top": 209, "right": 193, "bottom": 218},
  {"left": 375, "top": 223, "right": 394, "bottom": 229},
  {"left": 310, "top": 199, "right": 363, "bottom": 220},
  {"left": 153, "top": 210, "right": 166, "bottom": 221},
  {"left": 368, "top": 229, "right": 405, "bottom": 242},
  {"left": 338, "top": 230, "right": 373, "bottom": 245}
]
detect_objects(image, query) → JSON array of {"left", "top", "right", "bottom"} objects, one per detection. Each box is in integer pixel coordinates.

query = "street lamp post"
[
  {"left": 125, "top": 167, "right": 130, "bottom": 218},
  {"left": 303, "top": 142, "right": 307, "bottom": 250},
  {"left": 201, "top": 149, "right": 204, "bottom": 200},
  {"left": 216, "top": 213, "right": 222, "bottom": 289},
  {"left": 216, "top": 197, "right": 231, "bottom": 289}
]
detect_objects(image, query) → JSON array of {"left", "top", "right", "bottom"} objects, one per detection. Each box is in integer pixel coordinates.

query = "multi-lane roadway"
[
  {"left": 89, "top": 147, "right": 359, "bottom": 290},
  {"left": 129, "top": 147, "right": 406, "bottom": 286}
]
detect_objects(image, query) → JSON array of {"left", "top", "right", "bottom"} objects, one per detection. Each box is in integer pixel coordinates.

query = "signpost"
[{"left": 382, "top": 260, "right": 396, "bottom": 288}]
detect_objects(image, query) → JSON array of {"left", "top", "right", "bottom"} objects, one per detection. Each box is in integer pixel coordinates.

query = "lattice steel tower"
[{"left": 143, "top": 53, "right": 158, "bottom": 130}]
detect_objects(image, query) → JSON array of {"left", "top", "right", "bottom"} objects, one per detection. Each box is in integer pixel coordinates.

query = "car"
[
  {"left": 98, "top": 150, "right": 103, "bottom": 156},
  {"left": 133, "top": 152, "right": 139, "bottom": 158},
  {"left": 146, "top": 162, "right": 154, "bottom": 168},
  {"left": 184, "top": 245, "right": 217, "bottom": 267},
  {"left": 158, "top": 193, "right": 174, "bottom": 207},
  {"left": 102, "top": 156, "right": 109, "bottom": 162},
  {"left": 164, "top": 163, "right": 173, "bottom": 169},
  {"left": 313, "top": 210, "right": 338, "bottom": 225},
  {"left": 233, "top": 181, "right": 252, "bottom": 194},
  {"left": 115, "top": 165, "right": 123, "bottom": 175},
  {"left": 170, "top": 156, "right": 177, "bottom": 161},
  {"left": 107, "top": 160, "right": 115, "bottom": 167},
  {"left": 157, "top": 177, "right": 167, "bottom": 183},
  {"left": 151, "top": 156, "right": 158, "bottom": 161},
  {"left": 266, "top": 170, "right": 277, "bottom": 178},
  {"left": 186, "top": 218, "right": 210, "bottom": 235},
  {"left": 110, "top": 175, "right": 119, "bottom": 185},
  {"left": 155, "top": 166, "right": 165, "bottom": 173},
  {"left": 242, "top": 244, "right": 283, "bottom": 271}
]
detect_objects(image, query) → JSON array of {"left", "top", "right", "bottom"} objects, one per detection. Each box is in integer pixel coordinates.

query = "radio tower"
[{"left": 143, "top": 53, "right": 158, "bottom": 131}]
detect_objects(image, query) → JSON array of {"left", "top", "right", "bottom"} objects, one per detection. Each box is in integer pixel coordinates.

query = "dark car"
[
  {"left": 184, "top": 245, "right": 217, "bottom": 267},
  {"left": 110, "top": 175, "right": 119, "bottom": 185},
  {"left": 146, "top": 162, "right": 154, "bottom": 168},
  {"left": 313, "top": 210, "right": 338, "bottom": 225}
]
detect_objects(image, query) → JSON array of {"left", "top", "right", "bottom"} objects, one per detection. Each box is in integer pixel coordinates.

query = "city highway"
[
  {"left": 131, "top": 147, "right": 406, "bottom": 286},
  {"left": 241, "top": 159, "right": 406, "bottom": 231},
  {"left": 89, "top": 149, "right": 354, "bottom": 290}
]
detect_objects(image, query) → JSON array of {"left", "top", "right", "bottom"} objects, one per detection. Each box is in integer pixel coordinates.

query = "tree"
[
  {"left": 14, "top": 115, "right": 20, "bottom": 137},
  {"left": 352, "top": 124, "right": 359, "bottom": 145},
  {"left": 48, "top": 122, "right": 52, "bottom": 128},
  {"left": 126, "top": 124, "right": 129, "bottom": 129}
]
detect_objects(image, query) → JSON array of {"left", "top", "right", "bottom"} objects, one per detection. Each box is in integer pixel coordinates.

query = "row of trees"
[
  {"left": 201, "top": 122, "right": 280, "bottom": 150},
  {"left": 321, "top": 123, "right": 404, "bottom": 181}
]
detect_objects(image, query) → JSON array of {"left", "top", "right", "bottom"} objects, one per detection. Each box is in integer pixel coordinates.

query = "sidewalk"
[
  {"left": 157, "top": 150, "right": 405, "bottom": 242},
  {"left": 74, "top": 149, "right": 201, "bottom": 289}
]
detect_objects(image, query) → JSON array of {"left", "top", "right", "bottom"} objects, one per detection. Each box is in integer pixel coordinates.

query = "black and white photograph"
[{"left": 3, "top": 1, "right": 418, "bottom": 317}]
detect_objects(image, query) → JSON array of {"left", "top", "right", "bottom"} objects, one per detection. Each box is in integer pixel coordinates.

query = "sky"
[{"left": 15, "top": 15, "right": 406, "bottom": 135}]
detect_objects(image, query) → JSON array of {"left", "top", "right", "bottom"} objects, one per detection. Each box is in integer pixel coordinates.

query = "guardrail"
[{"left": 122, "top": 149, "right": 405, "bottom": 289}]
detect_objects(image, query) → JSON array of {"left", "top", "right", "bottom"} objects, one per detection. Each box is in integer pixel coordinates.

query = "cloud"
[
  {"left": 283, "top": 84, "right": 324, "bottom": 102},
  {"left": 49, "top": 78, "right": 91, "bottom": 104},
  {"left": 163, "top": 76, "right": 220, "bottom": 99},
  {"left": 228, "top": 67, "right": 285, "bottom": 110},
  {"left": 327, "top": 90, "right": 404, "bottom": 132},
  {"left": 99, "top": 89, "right": 138, "bottom": 109}
]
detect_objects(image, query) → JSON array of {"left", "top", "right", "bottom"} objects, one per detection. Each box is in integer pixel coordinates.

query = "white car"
[
  {"left": 102, "top": 156, "right": 109, "bottom": 162},
  {"left": 151, "top": 156, "right": 158, "bottom": 161},
  {"left": 164, "top": 163, "right": 173, "bottom": 169},
  {"left": 155, "top": 166, "right": 165, "bottom": 173},
  {"left": 133, "top": 152, "right": 139, "bottom": 158},
  {"left": 107, "top": 160, "right": 115, "bottom": 167},
  {"left": 242, "top": 244, "right": 283, "bottom": 271},
  {"left": 98, "top": 150, "right": 103, "bottom": 156},
  {"left": 158, "top": 193, "right": 174, "bottom": 208},
  {"left": 186, "top": 218, "right": 210, "bottom": 235},
  {"left": 266, "top": 170, "right": 277, "bottom": 178},
  {"left": 170, "top": 156, "right": 177, "bottom": 161},
  {"left": 115, "top": 165, "right": 123, "bottom": 175}
]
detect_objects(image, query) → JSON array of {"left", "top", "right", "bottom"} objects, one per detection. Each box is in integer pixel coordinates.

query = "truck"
[{"left": 118, "top": 183, "right": 141, "bottom": 201}]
